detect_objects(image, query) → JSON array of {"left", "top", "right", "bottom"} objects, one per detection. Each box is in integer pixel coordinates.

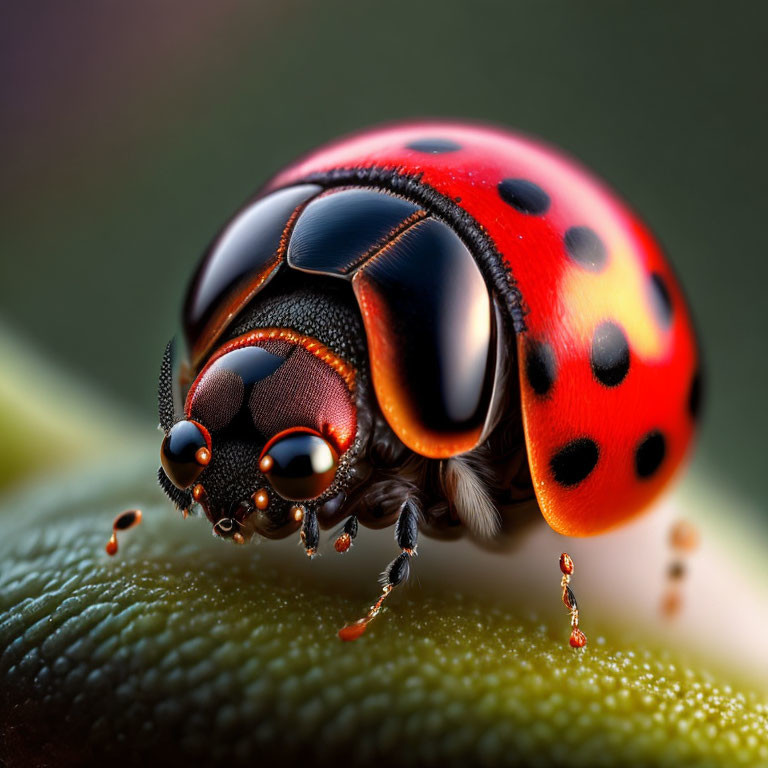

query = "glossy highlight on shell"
[{"left": 155, "top": 121, "right": 701, "bottom": 632}]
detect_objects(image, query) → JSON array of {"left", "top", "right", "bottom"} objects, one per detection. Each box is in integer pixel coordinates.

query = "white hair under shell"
[{"left": 441, "top": 454, "right": 501, "bottom": 539}]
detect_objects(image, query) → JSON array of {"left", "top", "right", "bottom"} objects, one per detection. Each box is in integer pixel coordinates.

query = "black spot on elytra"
[
  {"left": 498, "top": 179, "right": 550, "bottom": 215},
  {"left": 649, "top": 272, "right": 673, "bottom": 328},
  {"left": 525, "top": 339, "right": 556, "bottom": 396},
  {"left": 591, "top": 322, "right": 630, "bottom": 387},
  {"left": 564, "top": 226, "right": 608, "bottom": 271},
  {"left": 550, "top": 438, "right": 599, "bottom": 487},
  {"left": 406, "top": 138, "right": 462, "bottom": 154},
  {"left": 635, "top": 430, "right": 666, "bottom": 479},
  {"left": 688, "top": 369, "right": 702, "bottom": 421}
]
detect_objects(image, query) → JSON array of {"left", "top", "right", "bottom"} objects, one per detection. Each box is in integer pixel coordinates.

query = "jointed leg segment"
[
  {"left": 334, "top": 515, "right": 359, "bottom": 553},
  {"left": 338, "top": 496, "right": 420, "bottom": 641}
]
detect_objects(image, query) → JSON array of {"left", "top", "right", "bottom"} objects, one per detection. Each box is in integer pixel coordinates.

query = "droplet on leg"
[
  {"left": 338, "top": 619, "right": 369, "bottom": 642},
  {"left": 569, "top": 627, "right": 587, "bottom": 648},
  {"left": 334, "top": 532, "right": 352, "bottom": 553},
  {"left": 105, "top": 509, "right": 142, "bottom": 557},
  {"left": 337, "top": 584, "right": 394, "bottom": 641}
]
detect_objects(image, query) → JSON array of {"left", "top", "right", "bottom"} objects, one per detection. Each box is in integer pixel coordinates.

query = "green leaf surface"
[
  {"left": 1, "top": 459, "right": 766, "bottom": 768},
  {"left": 0, "top": 324, "right": 145, "bottom": 490}
]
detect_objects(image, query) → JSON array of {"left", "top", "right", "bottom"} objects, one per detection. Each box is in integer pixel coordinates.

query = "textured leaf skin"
[{"left": 0, "top": 460, "right": 766, "bottom": 768}]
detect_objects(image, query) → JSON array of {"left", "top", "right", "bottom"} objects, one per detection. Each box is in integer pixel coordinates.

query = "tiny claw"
[
  {"left": 334, "top": 532, "right": 351, "bottom": 553},
  {"left": 569, "top": 627, "right": 587, "bottom": 648},
  {"left": 559, "top": 552, "right": 574, "bottom": 576},
  {"left": 338, "top": 619, "right": 369, "bottom": 642}
]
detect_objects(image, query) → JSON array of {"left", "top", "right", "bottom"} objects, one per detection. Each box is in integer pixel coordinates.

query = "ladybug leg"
[
  {"left": 379, "top": 496, "right": 419, "bottom": 592},
  {"left": 295, "top": 504, "right": 319, "bottom": 558},
  {"left": 661, "top": 520, "right": 699, "bottom": 618},
  {"left": 105, "top": 510, "right": 143, "bottom": 556},
  {"left": 337, "top": 497, "right": 420, "bottom": 641},
  {"left": 333, "top": 515, "right": 359, "bottom": 553},
  {"left": 559, "top": 553, "right": 587, "bottom": 648},
  {"left": 394, "top": 496, "right": 419, "bottom": 554},
  {"left": 157, "top": 467, "right": 192, "bottom": 517}
]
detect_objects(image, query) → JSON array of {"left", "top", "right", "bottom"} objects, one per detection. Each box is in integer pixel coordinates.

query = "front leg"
[
  {"left": 295, "top": 504, "right": 319, "bottom": 558},
  {"left": 338, "top": 496, "right": 420, "bottom": 641},
  {"left": 333, "top": 515, "right": 359, "bottom": 553}
]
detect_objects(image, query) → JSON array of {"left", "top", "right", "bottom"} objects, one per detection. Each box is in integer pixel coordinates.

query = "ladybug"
[{"left": 157, "top": 122, "right": 700, "bottom": 632}]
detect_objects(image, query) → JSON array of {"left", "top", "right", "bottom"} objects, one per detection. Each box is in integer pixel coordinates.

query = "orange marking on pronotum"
[
  {"left": 190, "top": 327, "right": 357, "bottom": 397},
  {"left": 105, "top": 509, "right": 143, "bottom": 556}
]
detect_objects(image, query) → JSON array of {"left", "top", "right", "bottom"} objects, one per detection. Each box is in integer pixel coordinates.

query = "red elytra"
[
  {"left": 265, "top": 123, "right": 699, "bottom": 537},
  {"left": 183, "top": 122, "right": 700, "bottom": 538}
]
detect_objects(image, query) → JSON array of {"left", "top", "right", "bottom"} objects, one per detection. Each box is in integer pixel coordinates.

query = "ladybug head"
[{"left": 157, "top": 330, "right": 359, "bottom": 541}]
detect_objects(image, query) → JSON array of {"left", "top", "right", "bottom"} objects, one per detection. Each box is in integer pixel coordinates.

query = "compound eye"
[
  {"left": 161, "top": 420, "right": 212, "bottom": 489},
  {"left": 259, "top": 427, "right": 338, "bottom": 501}
]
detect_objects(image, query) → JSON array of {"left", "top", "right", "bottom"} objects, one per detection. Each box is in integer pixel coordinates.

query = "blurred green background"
[{"left": 1, "top": 1, "right": 766, "bottom": 521}]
